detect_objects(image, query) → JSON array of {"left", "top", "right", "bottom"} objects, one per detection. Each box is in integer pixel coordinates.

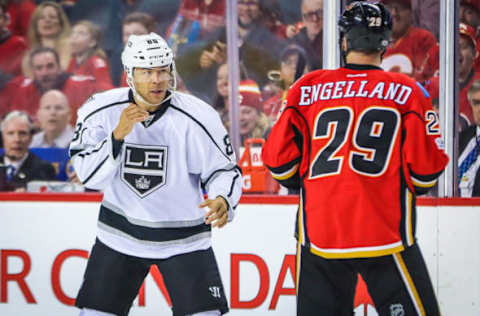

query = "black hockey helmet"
[{"left": 338, "top": 1, "right": 392, "bottom": 58}]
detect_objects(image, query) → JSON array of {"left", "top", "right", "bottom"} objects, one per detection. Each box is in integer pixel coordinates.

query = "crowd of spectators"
[{"left": 0, "top": 0, "right": 477, "bottom": 195}]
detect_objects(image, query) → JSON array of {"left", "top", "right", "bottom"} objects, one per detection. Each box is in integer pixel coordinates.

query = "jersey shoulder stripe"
[
  {"left": 171, "top": 91, "right": 220, "bottom": 122},
  {"left": 78, "top": 87, "right": 130, "bottom": 123},
  {"left": 170, "top": 104, "right": 230, "bottom": 161},
  {"left": 170, "top": 92, "right": 230, "bottom": 161}
]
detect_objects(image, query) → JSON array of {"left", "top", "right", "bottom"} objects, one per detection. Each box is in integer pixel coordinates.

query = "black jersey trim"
[
  {"left": 98, "top": 205, "right": 211, "bottom": 242},
  {"left": 76, "top": 139, "right": 107, "bottom": 158},
  {"left": 401, "top": 111, "right": 423, "bottom": 121},
  {"left": 83, "top": 99, "right": 129, "bottom": 122},
  {"left": 228, "top": 174, "right": 240, "bottom": 197},
  {"left": 169, "top": 104, "right": 231, "bottom": 161},
  {"left": 266, "top": 157, "right": 301, "bottom": 175},
  {"left": 282, "top": 106, "right": 311, "bottom": 180},
  {"left": 69, "top": 149, "right": 82, "bottom": 157},
  {"left": 410, "top": 169, "right": 443, "bottom": 183},
  {"left": 70, "top": 137, "right": 107, "bottom": 159},
  {"left": 202, "top": 165, "right": 242, "bottom": 187},
  {"left": 83, "top": 156, "right": 108, "bottom": 184},
  {"left": 345, "top": 63, "right": 383, "bottom": 71}
]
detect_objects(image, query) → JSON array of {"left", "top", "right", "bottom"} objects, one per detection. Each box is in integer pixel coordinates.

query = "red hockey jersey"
[
  {"left": 381, "top": 26, "right": 438, "bottom": 82},
  {"left": 262, "top": 64, "right": 449, "bottom": 259}
]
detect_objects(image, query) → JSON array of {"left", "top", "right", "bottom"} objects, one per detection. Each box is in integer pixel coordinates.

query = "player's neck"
[
  {"left": 345, "top": 52, "right": 381, "bottom": 67},
  {"left": 134, "top": 95, "right": 162, "bottom": 112}
]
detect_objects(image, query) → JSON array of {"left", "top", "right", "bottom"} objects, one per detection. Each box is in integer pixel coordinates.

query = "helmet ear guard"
[{"left": 338, "top": 2, "right": 393, "bottom": 62}]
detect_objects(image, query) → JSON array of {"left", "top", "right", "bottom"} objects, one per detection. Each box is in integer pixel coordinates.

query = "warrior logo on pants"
[{"left": 121, "top": 144, "right": 168, "bottom": 198}]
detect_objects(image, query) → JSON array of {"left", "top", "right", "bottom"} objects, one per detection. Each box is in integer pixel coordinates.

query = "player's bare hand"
[
  {"left": 200, "top": 196, "right": 228, "bottom": 228},
  {"left": 113, "top": 103, "right": 149, "bottom": 140}
]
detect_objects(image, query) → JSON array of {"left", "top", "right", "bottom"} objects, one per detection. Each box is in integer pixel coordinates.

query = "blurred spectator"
[
  {"left": 411, "top": 0, "right": 439, "bottom": 39},
  {"left": 122, "top": 11, "right": 155, "bottom": 45},
  {"left": 238, "top": 79, "right": 269, "bottom": 143},
  {"left": 459, "top": 78, "right": 480, "bottom": 197},
  {"left": 22, "top": 1, "right": 71, "bottom": 77},
  {"left": 291, "top": 0, "right": 323, "bottom": 70},
  {"left": 3, "top": 47, "right": 97, "bottom": 124},
  {"left": 460, "top": 0, "right": 480, "bottom": 34},
  {"left": 258, "top": 0, "right": 291, "bottom": 40},
  {"left": 460, "top": 0, "right": 480, "bottom": 72},
  {"left": 119, "top": 12, "right": 156, "bottom": 87},
  {"left": 35, "top": 0, "right": 77, "bottom": 16},
  {"left": 167, "top": 0, "right": 225, "bottom": 53},
  {"left": 380, "top": 0, "right": 438, "bottom": 82},
  {"left": 213, "top": 63, "right": 229, "bottom": 129},
  {"left": 30, "top": 89, "right": 73, "bottom": 147},
  {"left": 181, "top": 0, "right": 285, "bottom": 101},
  {"left": 6, "top": 0, "right": 36, "bottom": 37},
  {"left": 426, "top": 23, "right": 480, "bottom": 130},
  {"left": 68, "top": 0, "right": 181, "bottom": 86},
  {"left": 459, "top": 22, "right": 480, "bottom": 129},
  {"left": 0, "top": 2, "right": 27, "bottom": 77},
  {"left": 263, "top": 44, "right": 310, "bottom": 122},
  {"left": 0, "top": 110, "right": 56, "bottom": 191},
  {"left": 67, "top": 20, "right": 113, "bottom": 90},
  {"left": 212, "top": 62, "right": 249, "bottom": 130}
]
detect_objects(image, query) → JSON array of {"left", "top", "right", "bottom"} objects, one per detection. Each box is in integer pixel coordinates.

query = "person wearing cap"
[
  {"left": 238, "top": 79, "right": 270, "bottom": 144},
  {"left": 426, "top": 23, "right": 480, "bottom": 130},
  {"left": 380, "top": 0, "right": 438, "bottom": 81},
  {"left": 460, "top": 0, "right": 480, "bottom": 72}
]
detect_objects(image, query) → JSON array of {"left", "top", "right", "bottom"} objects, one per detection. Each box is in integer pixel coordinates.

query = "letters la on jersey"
[
  {"left": 122, "top": 144, "right": 168, "bottom": 197},
  {"left": 262, "top": 66, "right": 448, "bottom": 258}
]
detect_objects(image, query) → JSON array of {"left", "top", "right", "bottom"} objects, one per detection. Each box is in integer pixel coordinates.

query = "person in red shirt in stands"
[
  {"left": 461, "top": 0, "right": 480, "bottom": 35},
  {"left": 0, "top": 2, "right": 27, "bottom": 77},
  {"left": 166, "top": 0, "right": 225, "bottom": 52},
  {"left": 67, "top": 20, "right": 113, "bottom": 91},
  {"left": 425, "top": 23, "right": 480, "bottom": 130},
  {"left": 460, "top": 0, "right": 480, "bottom": 72},
  {"left": 380, "top": 0, "right": 438, "bottom": 82},
  {"left": 6, "top": 0, "right": 35, "bottom": 37},
  {"left": 2, "top": 46, "right": 98, "bottom": 124}
]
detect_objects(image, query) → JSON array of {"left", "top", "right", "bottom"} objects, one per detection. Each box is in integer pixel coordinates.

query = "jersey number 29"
[{"left": 309, "top": 106, "right": 400, "bottom": 178}]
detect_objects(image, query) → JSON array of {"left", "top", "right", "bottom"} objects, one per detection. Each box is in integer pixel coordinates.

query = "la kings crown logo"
[{"left": 121, "top": 144, "right": 168, "bottom": 197}]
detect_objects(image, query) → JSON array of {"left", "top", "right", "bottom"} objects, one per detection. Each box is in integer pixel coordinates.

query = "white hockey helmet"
[{"left": 121, "top": 32, "right": 176, "bottom": 104}]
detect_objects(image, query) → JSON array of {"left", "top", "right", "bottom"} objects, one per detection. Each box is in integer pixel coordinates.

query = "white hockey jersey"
[{"left": 69, "top": 87, "right": 242, "bottom": 259}]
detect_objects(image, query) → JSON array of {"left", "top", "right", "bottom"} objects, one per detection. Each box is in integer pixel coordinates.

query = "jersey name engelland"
[
  {"left": 69, "top": 87, "right": 242, "bottom": 259},
  {"left": 298, "top": 80, "right": 413, "bottom": 106}
]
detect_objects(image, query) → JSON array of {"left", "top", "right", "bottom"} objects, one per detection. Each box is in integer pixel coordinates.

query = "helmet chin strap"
[{"left": 126, "top": 66, "right": 177, "bottom": 108}]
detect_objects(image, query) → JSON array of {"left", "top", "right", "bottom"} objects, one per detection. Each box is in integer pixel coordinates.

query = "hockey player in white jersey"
[{"left": 70, "top": 33, "right": 242, "bottom": 316}]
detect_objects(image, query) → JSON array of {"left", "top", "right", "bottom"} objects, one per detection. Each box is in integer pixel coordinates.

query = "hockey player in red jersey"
[{"left": 262, "top": 2, "right": 448, "bottom": 315}]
